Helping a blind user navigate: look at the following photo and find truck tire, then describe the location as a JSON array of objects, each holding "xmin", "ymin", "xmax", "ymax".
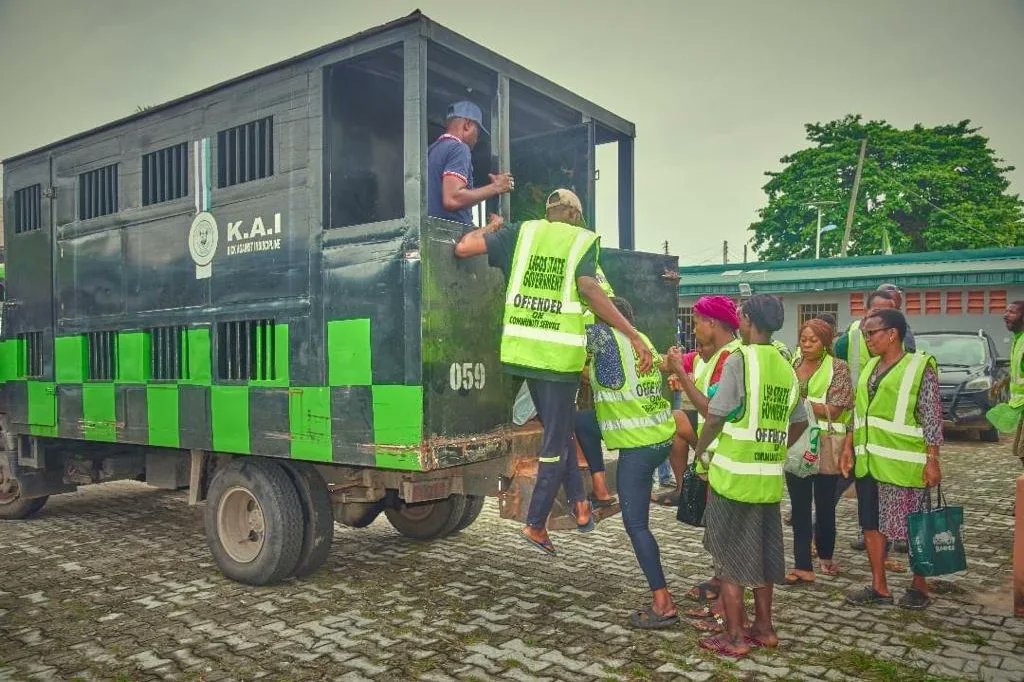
[
  {"xmin": 279, "ymin": 461, "xmax": 335, "ymax": 578},
  {"xmin": 204, "ymin": 458, "xmax": 304, "ymax": 585},
  {"xmin": 0, "ymin": 470, "xmax": 48, "ymax": 520},
  {"xmin": 980, "ymin": 427, "xmax": 1000, "ymax": 443},
  {"xmin": 451, "ymin": 495, "xmax": 485, "ymax": 533},
  {"xmin": 385, "ymin": 494, "xmax": 468, "ymax": 541}
]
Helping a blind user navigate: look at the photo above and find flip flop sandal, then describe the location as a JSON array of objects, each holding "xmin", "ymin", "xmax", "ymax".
[
  {"xmin": 784, "ymin": 572, "xmax": 815, "ymax": 585},
  {"xmin": 628, "ymin": 607, "xmax": 679, "ymax": 630},
  {"xmin": 590, "ymin": 495, "xmax": 617, "ymax": 508},
  {"xmin": 898, "ymin": 588, "xmax": 931, "ymax": 610},
  {"xmin": 691, "ymin": 614, "xmax": 725, "ymax": 633},
  {"xmin": 520, "ymin": 530, "xmax": 556, "ymax": 556},
  {"xmin": 684, "ymin": 580, "xmax": 720, "ymax": 602},
  {"xmin": 743, "ymin": 635, "xmax": 778, "ymax": 649},
  {"xmin": 844, "ymin": 586, "xmax": 894, "ymax": 606},
  {"xmin": 698, "ymin": 635, "xmax": 748, "ymax": 659},
  {"xmin": 685, "ymin": 605, "xmax": 716, "ymax": 619},
  {"xmin": 570, "ymin": 500, "xmax": 595, "ymax": 533},
  {"xmin": 819, "ymin": 561, "xmax": 840, "ymax": 577}
]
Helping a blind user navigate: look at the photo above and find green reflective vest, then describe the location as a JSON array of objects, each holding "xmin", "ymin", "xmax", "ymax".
[
  {"xmin": 847, "ymin": 319, "xmax": 871, "ymax": 389},
  {"xmin": 592, "ymin": 329, "xmax": 675, "ymax": 450},
  {"xmin": 853, "ymin": 352, "xmax": 935, "ymax": 488},
  {"xmin": 772, "ymin": 339, "xmax": 793, "ymax": 362},
  {"xmin": 800, "ymin": 354, "xmax": 850, "ymax": 433},
  {"xmin": 708, "ymin": 344, "xmax": 800, "ymax": 504},
  {"xmin": 696, "ymin": 338, "xmax": 742, "ymax": 448},
  {"xmin": 1011, "ymin": 332, "xmax": 1024, "ymax": 408},
  {"xmin": 582, "ymin": 264, "xmax": 615, "ymax": 328},
  {"xmin": 501, "ymin": 220, "xmax": 598, "ymax": 374}
]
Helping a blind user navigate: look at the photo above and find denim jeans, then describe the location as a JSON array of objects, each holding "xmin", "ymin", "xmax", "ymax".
[{"xmin": 618, "ymin": 440, "xmax": 672, "ymax": 591}]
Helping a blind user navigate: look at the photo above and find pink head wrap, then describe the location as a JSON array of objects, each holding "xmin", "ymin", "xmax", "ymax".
[{"xmin": 693, "ymin": 295, "xmax": 740, "ymax": 331}]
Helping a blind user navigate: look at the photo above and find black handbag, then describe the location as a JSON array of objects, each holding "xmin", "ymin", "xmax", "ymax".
[{"xmin": 676, "ymin": 463, "xmax": 707, "ymax": 527}]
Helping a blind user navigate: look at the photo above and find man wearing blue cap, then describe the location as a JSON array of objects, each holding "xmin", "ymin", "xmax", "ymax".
[{"xmin": 428, "ymin": 100, "xmax": 514, "ymax": 226}]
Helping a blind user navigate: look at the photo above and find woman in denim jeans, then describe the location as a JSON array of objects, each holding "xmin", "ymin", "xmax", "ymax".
[{"xmin": 588, "ymin": 297, "xmax": 678, "ymax": 629}]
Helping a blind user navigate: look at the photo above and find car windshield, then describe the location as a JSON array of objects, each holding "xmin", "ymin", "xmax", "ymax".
[{"xmin": 915, "ymin": 335, "xmax": 988, "ymax": 366}]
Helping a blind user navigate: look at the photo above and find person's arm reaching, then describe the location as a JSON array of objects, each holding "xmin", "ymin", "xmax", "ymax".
[
  {"xmin": 454, "ymin": 214, "xmax": 504, "ymax": 258},
  {"xmin": 442, "ymin": 173, "xmax": 512, "ymax": 213},
  {"xmin": 577, "ymin": 276, "xmax": 652, "ymax": 373}
]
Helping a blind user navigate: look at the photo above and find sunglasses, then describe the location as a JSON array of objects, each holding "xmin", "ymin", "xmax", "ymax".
[{"xmin": 863, "ymin": 327, "xmax": 893, "ymax": 338}]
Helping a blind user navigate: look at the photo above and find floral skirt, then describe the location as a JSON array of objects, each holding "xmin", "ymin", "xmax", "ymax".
[{"xmin": 877, "ymin": 482, "xmax": 925, "ymax": 541}]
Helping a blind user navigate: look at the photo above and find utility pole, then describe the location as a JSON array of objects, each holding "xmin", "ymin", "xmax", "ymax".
[
  {"xmin": 840, "ymin": 137, "xmax": 868, "ymax": 257},
  {"xmin": 743, "ymin": 244, "xmax": 748, "ymax": 263},
  {"xmin": 722, "ymin": 240, "xmax": 729, "ymax": 264},
  {"xmin": 663, "ymin": 240, "xmax": 669, "ymax": 255},
  {"xmin": 808, "ymin": 199, "xmax": 838, "ymax": 259}
]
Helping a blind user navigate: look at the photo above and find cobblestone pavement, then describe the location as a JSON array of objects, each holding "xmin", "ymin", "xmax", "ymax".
[{"xmin": 2, "ymin": 437, "xmax": 1023, "ymax": 681}]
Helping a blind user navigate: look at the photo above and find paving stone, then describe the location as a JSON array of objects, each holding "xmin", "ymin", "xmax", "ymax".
[{"xmin": 0, "ymin": 440, "xmax": 1016, "ymax": 681}]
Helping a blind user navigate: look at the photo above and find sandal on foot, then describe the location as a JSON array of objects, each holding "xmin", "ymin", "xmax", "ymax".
[
  {"xmin": 784, "ymin": 571, "xmax": 815, "ymax": 585},
  {"xmin": 699, "ymin": 635, "xmax": 748, "ymax": 659},
  {"xmin": 691, "ymin": 614, "xmax": 725, "ymax": 633},
  {"xmin": 898, "ymin": 588, "xmax": 931, "ymax": 610},
  {"xmin": 685, "ymin": 604, "xmax": 716, "ymax": 619},
  {"xmin": 652, "ymin": 489, "xmax": 680, "ymax": 506},
  {"xmin": 845, "ymin": 586, "xmax": 893, "ymax": 606},
  {"xmin": 628, "ymin": 607, "xmax": 679, "ymax": 630},
  {"xmin": 590, "ymin": 495, "xmax": 617, "ymax": 508},
  {"xmin": 570, "ymin": 500, "xmax": 595, "ymax": 533},
  {"xmin": 684, "ymin": 580, "xmax": 720, "ymax": 602},
  {"xmin": 744, "ymin": 634, "xmax": 779, "ymax": 649},
  {"xmin": 520, "ymin": 530, "xmax": 556, "ymax": 556},
  {"xmin": 819, "ymin": 561, "xmax": 840, "ymax": 577}
]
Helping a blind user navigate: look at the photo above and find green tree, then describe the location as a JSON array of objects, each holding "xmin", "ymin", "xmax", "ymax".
[{"xmin": 749, "ymin": 115, "xmax": 1024, "ymax": 260}]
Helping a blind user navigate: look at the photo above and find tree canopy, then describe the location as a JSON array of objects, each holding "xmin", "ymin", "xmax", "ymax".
[{"xmin": 749, "ymin": 115, "xmax": 1024, "ymax": 260}]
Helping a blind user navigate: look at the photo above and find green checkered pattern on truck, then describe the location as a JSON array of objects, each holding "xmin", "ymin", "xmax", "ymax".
[{"xmin": 0, "ymin": 319, "xmax": 424, "ymax": 471}]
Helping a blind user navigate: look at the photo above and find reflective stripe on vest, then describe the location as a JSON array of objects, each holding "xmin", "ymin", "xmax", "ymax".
[
  {"xmin": 693, "ymin": 338, "xmax": 741, "ymax": 473},
  {"xmin": 853, "ymin": 352, "xmax": 934, "ymax": 488},
  {"xmin": 592, "ymin": 329, "xmax": 676, "ymax": 449},
  {"xmin": 708, "ymin": 344, "xmax": 800, "ymax": 504},
  {"xmin": 501, "ymin": 220, "xmax": 598, "ymax": 373},
  {"xmin": 848, "ymin": 319, "xmax": 869, "ymax": 389},
  {"xmin": 582, "ymin": 264, "xmax": 615, "ymax": 328},
  {"xmin": 802, "ymin": 354, "xmax": 849, "ymax": 433}
]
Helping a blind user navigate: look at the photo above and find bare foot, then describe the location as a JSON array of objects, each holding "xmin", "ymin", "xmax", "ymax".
[{"xmin": 573, "ymin": 499, "xmax": 592, "ymax": 526}]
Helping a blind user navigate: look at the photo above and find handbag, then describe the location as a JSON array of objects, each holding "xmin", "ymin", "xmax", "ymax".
[
  {"xmin": 907, "ymin": 485, "xmax": 967, "ymax": 577},
  {"xmin": 784, "ymin": 399, "xmax": 820, "ymax": 478},
  {"xmin": 676, "ymin": 463, "xmax": 707, "ymax": 527},
  {"xmin": 817, "ymin": 418, "xmax": 845, "ymax": 476}
]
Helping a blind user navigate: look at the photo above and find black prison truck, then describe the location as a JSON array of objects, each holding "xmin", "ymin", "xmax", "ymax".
[{"xmin": 0, "ymin": 12, "xmax": 678, "ymax": 585}]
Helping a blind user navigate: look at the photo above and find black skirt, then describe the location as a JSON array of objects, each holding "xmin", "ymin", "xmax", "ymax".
[{"xmin": 703, "ymin": 489, "xmax": 786, "ymax": 587}]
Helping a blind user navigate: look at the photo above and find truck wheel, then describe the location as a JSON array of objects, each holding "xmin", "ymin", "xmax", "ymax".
[
  {"xmin": 204, "ymin": 458, "xmax": 303, "ymax": 585},
  {"xmin": 384, "ymin": 494, "xmax": 468, "ymax": 540},
  {"xmin": 0, "ymin": 470, "xmax": 48, "ymax": 520},
  {"xmin": 279, "ymin": 461, "xmax": 335, "ymax": 578},
  {"xmin": 451, "ymin": 495, "xmax": 485, "ymax": 533},
  {"xmin": 980, "ymin": 428, "xmax": 1000, "ymax": 443}
]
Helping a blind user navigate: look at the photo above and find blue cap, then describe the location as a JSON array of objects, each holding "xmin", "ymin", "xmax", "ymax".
[{"xmin": 446, "ymin": 101, "xmax": 490, "ymax": 136}]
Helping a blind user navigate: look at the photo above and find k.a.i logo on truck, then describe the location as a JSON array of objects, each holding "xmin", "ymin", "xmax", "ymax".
[{"xmin": 187, "ymin": 211, "xmax": 285, "ymax": 279}]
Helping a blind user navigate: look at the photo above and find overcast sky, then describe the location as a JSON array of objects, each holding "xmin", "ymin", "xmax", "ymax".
[{"xmin": 1, "ymin": 0, "xmax": 1021, "ymax": 262}]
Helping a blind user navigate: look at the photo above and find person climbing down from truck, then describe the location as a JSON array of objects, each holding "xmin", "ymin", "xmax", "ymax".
[
  {"xmin": 584, "ymin": 295, "xmax": 679, "ymax": 628},
  {"xmin": 428, "ymin": 100, "xmax": 514, "ymax": 226},
  {"xmin": 454, "ymin": 188, "xmax": 652, "ymax": 556}
]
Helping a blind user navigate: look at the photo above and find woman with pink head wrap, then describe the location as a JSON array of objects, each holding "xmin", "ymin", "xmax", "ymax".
[{"xmin": 692, "ymin": 295, "xmax": 741, "ymax": 334}]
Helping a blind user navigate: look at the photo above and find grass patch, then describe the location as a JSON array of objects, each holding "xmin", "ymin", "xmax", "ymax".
[
  {"xmin": 798, "ymin": 648, "xmax": 957, "ymax": 682},
  {"xmin": 951, "ymin": 627, "xmax": 988, "ymax": 647},
  {"xmin": 624, "ymin": 664, "xmax": 652, "ymax": 680},
  {"xmin": 502, "ymin": 658, "xmax": 527, "ymax": 672},
  {"xmin": 903, "ymin": 632, "xmax": 941, "ymax": 651}
]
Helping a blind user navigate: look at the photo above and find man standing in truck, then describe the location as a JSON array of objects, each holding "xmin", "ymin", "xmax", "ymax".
[
  {"xmin": 455, "ymin": 189, "xmax": 651, "ymax": 555},
  {"xmin": 428, "ymin": 101, "xmax": 514, "ymax": 226}
]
